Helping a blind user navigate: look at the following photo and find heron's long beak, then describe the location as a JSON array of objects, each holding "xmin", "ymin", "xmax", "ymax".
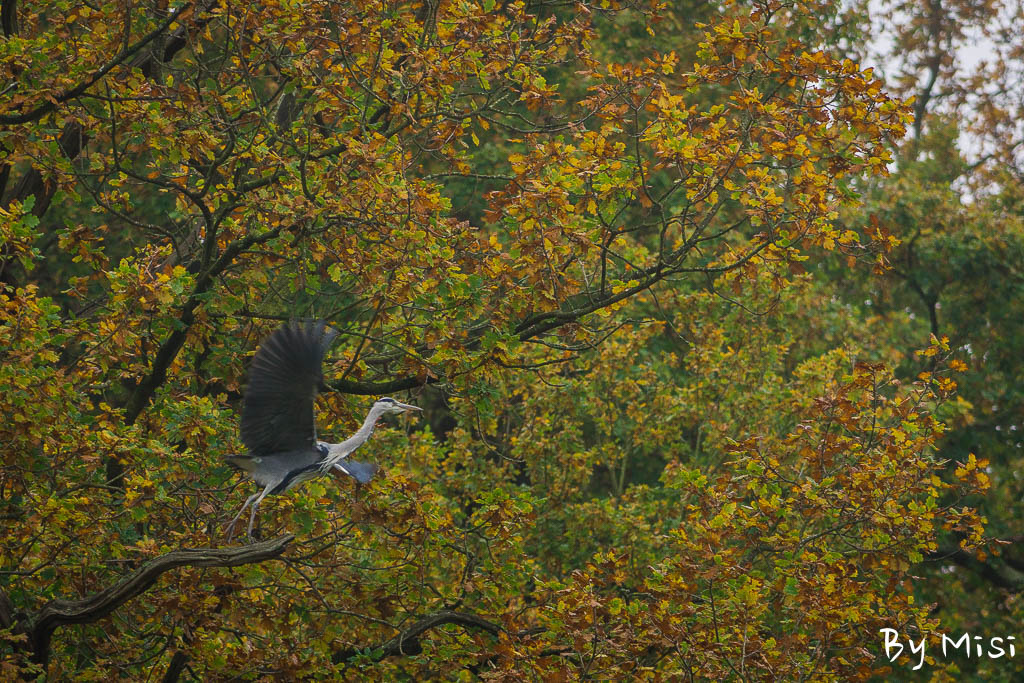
[{"xmin": 396, "ymin": 402, "xmax": 423, "ymax": 412}]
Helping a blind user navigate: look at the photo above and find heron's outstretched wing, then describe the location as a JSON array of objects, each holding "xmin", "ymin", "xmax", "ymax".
[{"xmin": 240, "ymin": 321, "xmax": 339, "ymax": 456}]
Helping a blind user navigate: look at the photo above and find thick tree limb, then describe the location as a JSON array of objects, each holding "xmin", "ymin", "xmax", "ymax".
[
  {"xmin": 332, "ymin": 610, "xmax": 503, "ymax": 663},
  {"xmin": 0, "ymin": 123, "xmax": 85, "ymax": 284},
  {"xmin": 1, "ymin": 0, "xmax": 15, "ymax": 38},
  {"xmin": 328, "ymin": 375, "xmax": 436, "ymax": 396},
  {"xmin": 123, "ymin": 225, "xmax": 286, "ymax": 426},
  {"xmin": 999, "ymin": 536, "xmax": 1024, "ymax": 573},
  {"xmin": 0, "ymin": 588, "xmax": 15, "ymax": 629},
  {"xmin": 0, "ymin": 162, "xmax": 9, "ymax": 203},
  {"xmin": 26, "ymin": 534, "xmax": 294, "ymax": 667},
  {"xmin": 160, "ymin": 649, "xmax": 190, "ymax": 683},
  {"xmin": 926, "ymin": 546, "xmax": 1024, "ymax": 593},
  {"xmin": 3, "ymin": 122, "xmax": 87, "ymax": 211},
  {"xmin": 105, "ymin": 224, "xmax": 286, "ymax": 490},
  {"xmin": 133, "ymin": 0, "xmax": 219, "ymax": 78}
]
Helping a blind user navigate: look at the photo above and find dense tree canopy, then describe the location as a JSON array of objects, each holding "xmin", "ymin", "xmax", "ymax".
[{"xmin": 0, "ymin": 0, "xmax": 1015, "ymax": 679}]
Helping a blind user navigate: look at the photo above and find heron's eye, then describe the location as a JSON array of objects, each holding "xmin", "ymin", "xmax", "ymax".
[{"xmin": 253, "ymin": 457, "xmax": 262, "ymax": 463}]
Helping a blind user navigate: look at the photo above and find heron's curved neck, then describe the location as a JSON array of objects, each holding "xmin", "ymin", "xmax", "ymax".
[{"xmin": 327, "ymin": 408, "xmax": 379, "ymax": 460}]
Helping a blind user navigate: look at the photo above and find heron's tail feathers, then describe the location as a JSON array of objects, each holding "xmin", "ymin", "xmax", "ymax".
[
  {"xmin": 333, "ymin": 459, "xmax": 378, "ymax": 484},
  {"xmin": 224, "ymin": 454, "xmax": 260, "ymax": 474}
]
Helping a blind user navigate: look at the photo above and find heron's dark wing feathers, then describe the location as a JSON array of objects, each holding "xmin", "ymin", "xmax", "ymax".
[{"xmin": 240, "ymin": 321, "xmax": 339, "ymax": 456}]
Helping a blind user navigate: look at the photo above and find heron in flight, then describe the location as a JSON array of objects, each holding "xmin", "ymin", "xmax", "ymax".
[{"xmin": 225, "ymin": 321, "xmax": 421, "ymax": 540}]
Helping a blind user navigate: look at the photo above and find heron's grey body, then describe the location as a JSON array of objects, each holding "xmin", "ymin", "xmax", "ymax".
[{"xmin": 225, "ymin": 321, "xmax": 421, "ymax": 540}]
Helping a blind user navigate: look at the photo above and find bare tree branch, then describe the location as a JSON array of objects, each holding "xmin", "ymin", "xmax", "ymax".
[{"xmin": 332, "ymin": 610, "xmax": 503, "ymax": 663}]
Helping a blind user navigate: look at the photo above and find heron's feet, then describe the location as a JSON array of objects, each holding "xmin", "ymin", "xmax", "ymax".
[
  {"xmin": 225, "ymin": 522, "xmax": 260, "ymax": 543},
  {"xmin": 225, "ymin": 514, "xmax": 261, "ymax": 543}
]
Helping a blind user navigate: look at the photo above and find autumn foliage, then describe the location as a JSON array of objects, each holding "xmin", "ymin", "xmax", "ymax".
[{"xmin": 0, "ymin": 0, "xmax": 1010, "ymax": 679}]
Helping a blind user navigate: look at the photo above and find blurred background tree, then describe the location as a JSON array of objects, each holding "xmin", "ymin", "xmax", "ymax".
[{"xmin": 828, "ymin": 0, "xmax": 1024, "ymax": 677}]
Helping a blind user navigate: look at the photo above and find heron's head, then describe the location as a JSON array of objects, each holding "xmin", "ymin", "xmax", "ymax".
[{"xmin": 374, "ymin": 397, "xmax": 423, "ymax": 415}]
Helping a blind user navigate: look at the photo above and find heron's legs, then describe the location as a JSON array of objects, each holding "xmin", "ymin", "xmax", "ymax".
[
  {"xmin": 226, "ymin": 483, "xmax": 273, "ymax": 542},
  {"xmin": 246, "ymin": 484, "xmax": 274, "ymax": 540},
  {"xmin": 226, "ymin": 491, "xmax": 261, "ymax": 541}
]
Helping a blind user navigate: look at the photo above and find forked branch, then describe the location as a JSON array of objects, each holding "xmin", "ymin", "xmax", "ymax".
[{"xmin": 23, "ymin": 534, "xmax": 294, "ymax": 667}]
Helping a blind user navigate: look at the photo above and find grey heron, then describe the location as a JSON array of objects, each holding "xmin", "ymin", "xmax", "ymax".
[{"xmin": 225, "ymin": 320, "xmax": 421, "ymax": 540}]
